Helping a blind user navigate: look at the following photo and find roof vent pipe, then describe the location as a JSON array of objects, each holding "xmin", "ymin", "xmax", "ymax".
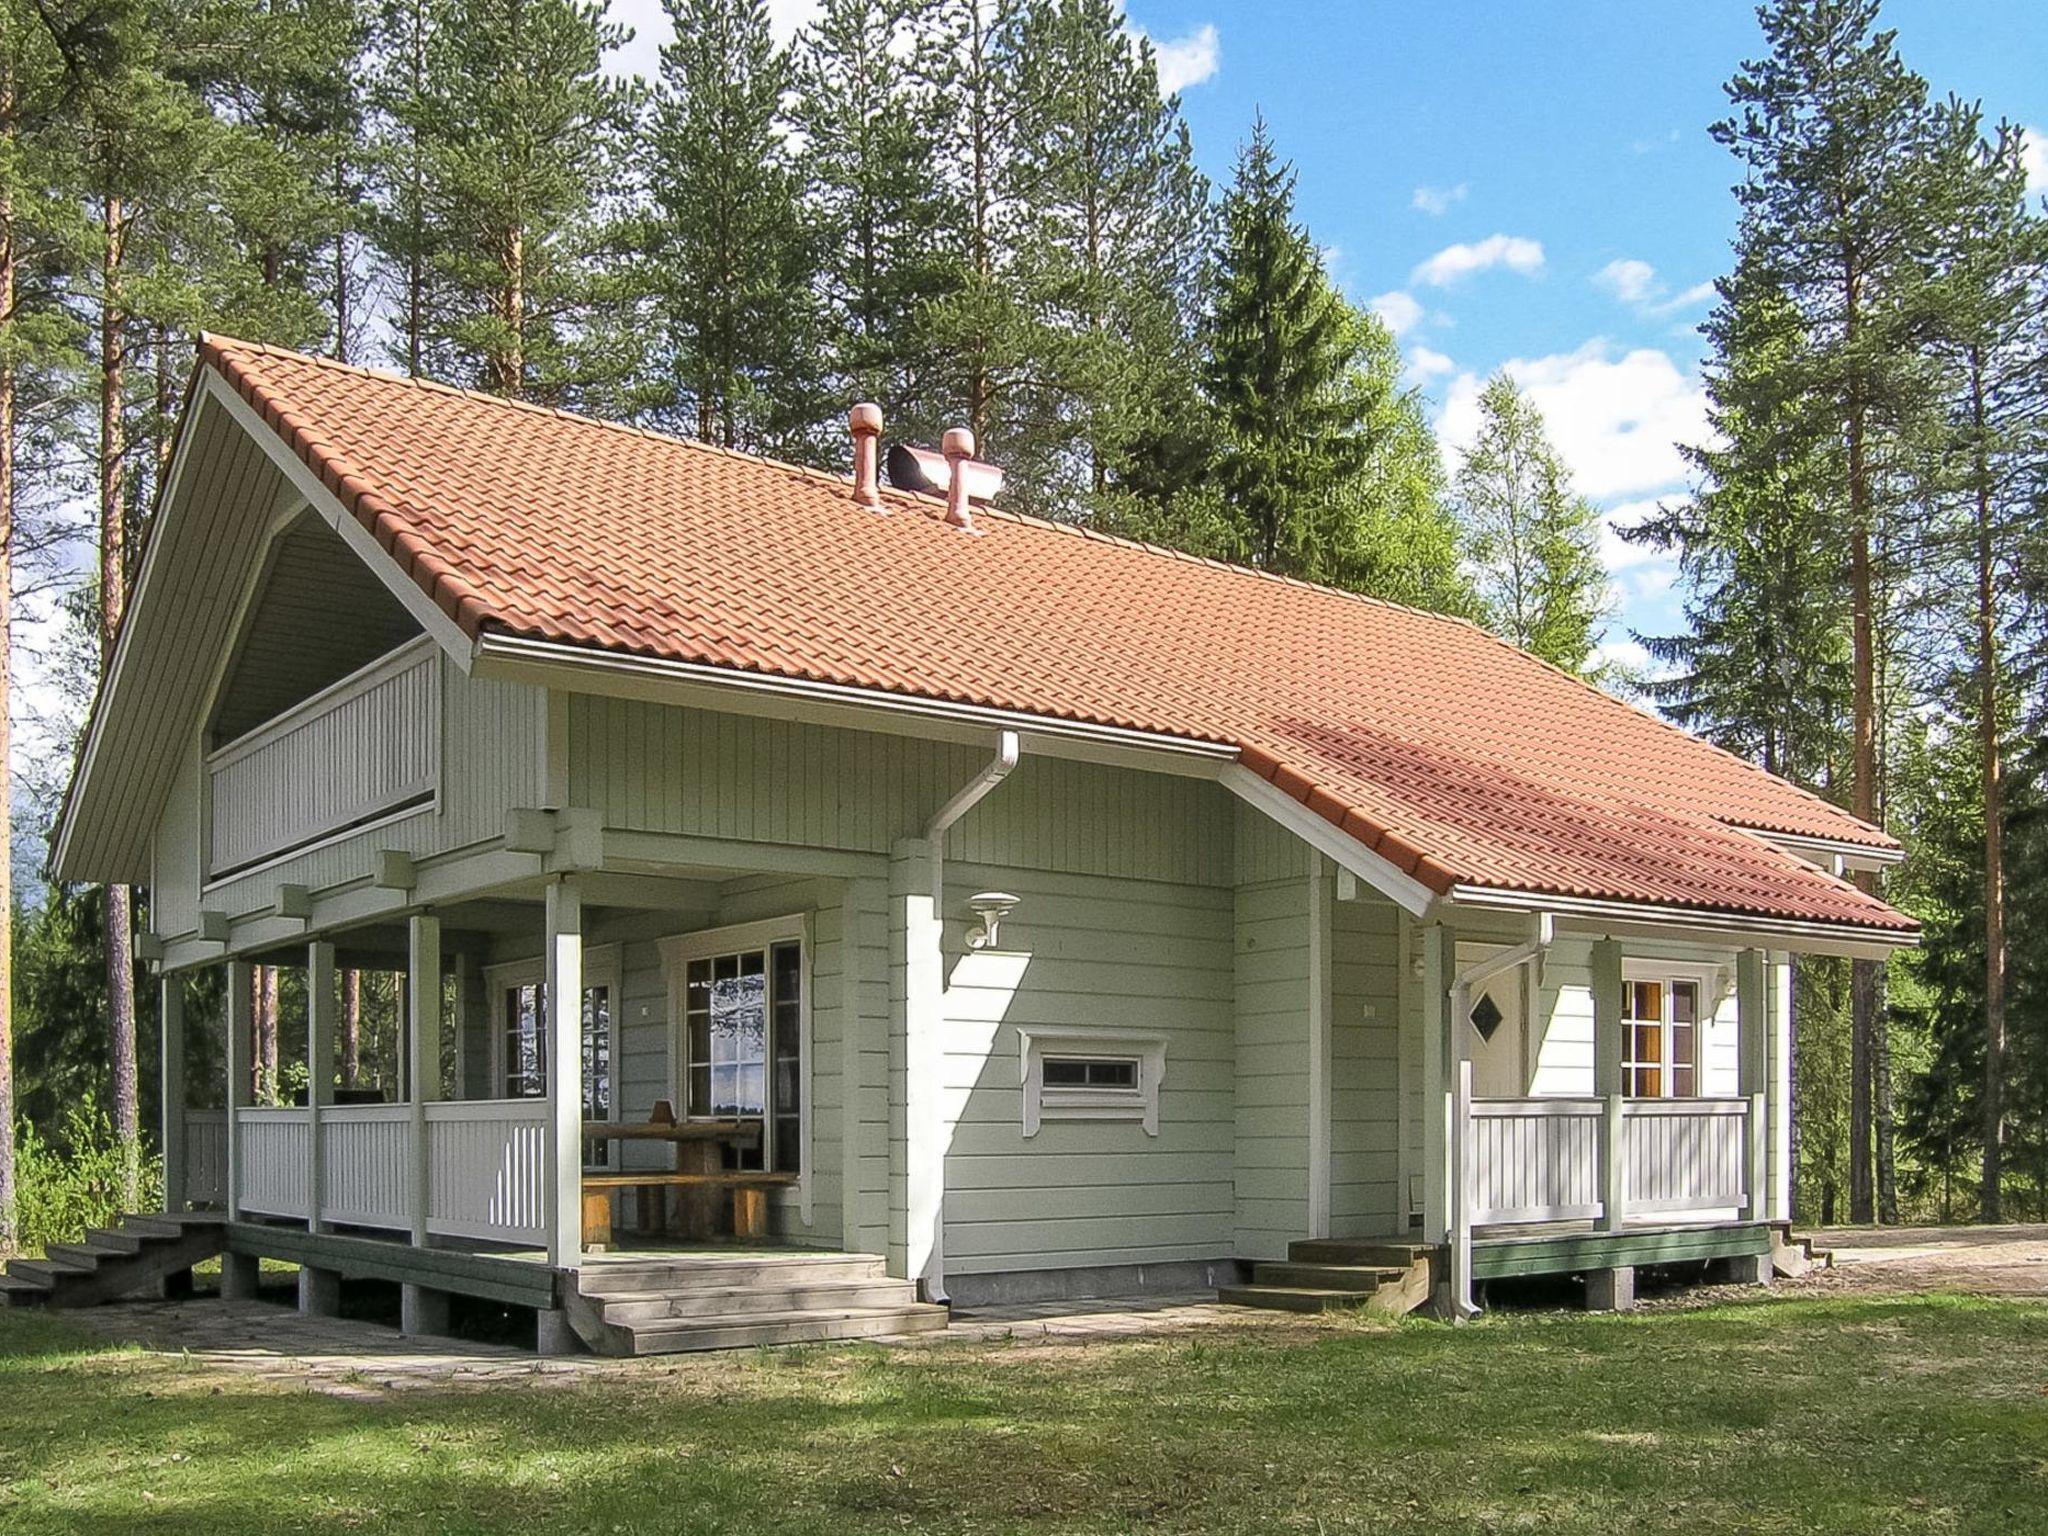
[
  {"xmin": 849, "ymin": 403, "xmax": 884, "ymax": 512},
  {"xmin": 941, "ymin": 426, "xmax": 977, "ymax": 531}
]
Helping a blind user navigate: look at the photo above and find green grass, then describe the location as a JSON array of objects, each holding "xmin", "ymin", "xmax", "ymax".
[{"xmin": 0, "ymin": 1295, "xmax": 2043, "ymax": 1533}]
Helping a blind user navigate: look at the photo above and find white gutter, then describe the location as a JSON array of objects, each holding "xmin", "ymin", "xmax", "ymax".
[
  {"xmin": 925, "ymin": 729, "xmax": 1021, "ymax": 909},
  {"xmin": 1750, "ymin": 826, "xmax": 1903, "ymax": 873},
  {"xmin": 1446, "ymin": 884, "xmax": 1918, "ymax": 958}
]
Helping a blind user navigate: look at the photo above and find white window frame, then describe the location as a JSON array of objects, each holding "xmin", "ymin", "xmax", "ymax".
[
  {"xmin": 658, "ymin": 915, "xmax": 813, "ymax": 1226},
  {"xmin": 484, "ymin": 946, "xmax": 622, "ymax": 1165},
  {"xmin": 1018, "ymin": 1024, "xmax": 1166, "ymax": 1137},
  {"xmin": 1619, "ymin": 960, "xmax": 1721, "ymax": 1101}
]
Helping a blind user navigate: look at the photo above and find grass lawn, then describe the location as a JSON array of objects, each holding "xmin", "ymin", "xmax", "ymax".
[{"xmin": 0, "ymin": 1293, "xmax": 2043, "ymax": 1533}]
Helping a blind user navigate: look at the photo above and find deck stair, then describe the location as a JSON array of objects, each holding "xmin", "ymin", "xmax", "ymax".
[
  {"xmin": 0, "ymin": 1212, "xmax": 225, "ymax": 1308},
  {"xmin": 1769, "ymin": 1224, "xmax": 1835, "ymax": 1278},
  {"xmin": 1218, "ymin": 1239, "xmax": 1438, "ymax": 1317},
  {"xmin": 562, "ymin": 1250, "xmax": 948, "ymax": 1355}
]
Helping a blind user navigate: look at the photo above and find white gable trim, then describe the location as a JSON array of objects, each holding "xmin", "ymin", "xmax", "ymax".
[{"xmin": 1217, "ymin": 764, "xmax": 1439, "ymax": 917}]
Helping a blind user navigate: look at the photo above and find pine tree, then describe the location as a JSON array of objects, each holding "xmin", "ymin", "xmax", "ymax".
[
  {"xmin": 1716, "ymin": 0, "xmax": 1953, "ymax": 1223},
  {"xmin": 790, "ymin": 0, "xmax": 956, "ymax": 436},
  {"xmin": 1455, "ymin": 374, "xmax": 1607, "ymax": 673},
  {"xmin": 1201, "ymin": 118, "xmax": 1372, "ymax": 574},
  {"xmin": 641, "ymin": 0, "xmax": 815, "ymax": 450}
]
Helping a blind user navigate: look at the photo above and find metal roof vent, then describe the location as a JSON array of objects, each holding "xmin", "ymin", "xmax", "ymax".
[{"xmin": 886, "ymin": 430, "xmax": 1004, "ymax": 532}]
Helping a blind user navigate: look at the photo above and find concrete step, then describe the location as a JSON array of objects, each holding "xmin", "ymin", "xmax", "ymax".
[
  {"xmin": 597, "ymin": 1279, "xmax": 922, "ymax": 1324},
  {"xmin": 576, "ymin": 1254, "xmax": 887, "ymax": 1297},
  {"xmin": 1287, "ymin": 1239, "xmax": 1437, "ymax": 1268},
  {"xmin": 1252, "ymin": 1262, "xmax": 1404, "ymax": 1293},
  {"xmin": 620, "ymin": 1302, "xmax": 949, "ymax": 1355},
  {"xmin": 1217, "ymin": 1284, "xmax": 1381, "ymax": 1314}
]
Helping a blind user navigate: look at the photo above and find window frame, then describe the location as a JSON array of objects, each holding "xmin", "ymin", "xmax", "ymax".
[
  {"xmin": 1018, "ymin": 1025, "xmax": 1166, "ymax": 1137},
  {"xmin": 658, "ymin": 915, "xmax": 812, "ymax": 1225},
  {"xmin": 483, "ymin": 945, "xmax": 622, "ymax": 1170},
  {"xmin": 1619, "ymin": 962, "xmax": 1716, "ymax": 1100}
]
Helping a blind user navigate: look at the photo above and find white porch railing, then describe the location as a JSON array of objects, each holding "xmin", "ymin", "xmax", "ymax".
[
  {"xmin": 185, "ymin": 1109, "xmax": 229, "ymax": 1208},
  {"xmin": 1469, "ymin": 1096, "xmax": 1751, "ymax": 1228},
  {"xmin": 206, "ymin": 638, "xmax": 439, "ymax": 876},
  {"xmin": 232, "ymin": 1098, "xmax": 548, "ymax": 1246}
]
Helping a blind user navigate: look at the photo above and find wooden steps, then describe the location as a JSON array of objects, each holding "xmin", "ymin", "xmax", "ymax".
[
  {"xmin": 1769, "ymin": 1224, "xmax": 1835, "ymax": 1278},
  {"xmin": 563, "ymin": 1251, "xmax": 947, "ymax": 1355},
  {"xmin": 1218, "ymin": 1239, "xmax": 1438, "ymax": 1318},
  {"xmin": 0, "ymin": 1212, "xmax": 225, "ymax": 1308}
]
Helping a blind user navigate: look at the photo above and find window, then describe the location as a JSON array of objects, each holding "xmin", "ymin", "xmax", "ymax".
[
  {"xmin": 1620, "ymin": 975, "xmax": 1701, "ymax": 1099},
  {"xmin": 485, "ymin": 949, "xmax": 619, "ymax": 1169},
  {"xmin": 663, "ymin": 921, "xmax": 807, "ymax": 1179},
  {"xmin": 1019, "ymin": 1027, "xmax": 1166, "ymax": 1137}
]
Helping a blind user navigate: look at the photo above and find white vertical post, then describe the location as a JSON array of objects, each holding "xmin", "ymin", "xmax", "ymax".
[
  {"xmin": 161, "ymin": 971, "xmax": 187, "ymax": 1213},
  {"xmin": 1592, "ymin": 938, "xmax": 1625, "ymax": 1232},
  {"xmin": 306, "ymin": 941, "xmax": 336, "ymax": 1233},
  {"xmin": 1419, "ymin": 923, "xmax": 1456, "ymax": 1245},
  {"xmin": 1306, "ymin": 856, "xmax": 1332, "ymax": 1241},
  {"xmin": 1736, "ymin": 947, "xmax": 1768, "ymax": 1222},
  {"xmin": 1449, "ymin": 1000, "xmax": 1474, "ymax": 1314},
  {"xmin": 408, "ymin": 913, "xmax": 443, "ymax": 1245},
  {"xmin": 893, "ymin": 838, "xmax": 946, "ymax": 1300},
  {"xmin": 545, "ymin": 878, "xmax": 585, "ymax": 1268},
  {"xmin": 225, "ymin": 959, "xmax": 253, "ymax": 1221}
]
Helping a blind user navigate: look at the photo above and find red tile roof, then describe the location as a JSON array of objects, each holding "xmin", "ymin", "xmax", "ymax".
[{"xmin": 199, "ymin": 337, "xmax": 1914, "ymax": 936}]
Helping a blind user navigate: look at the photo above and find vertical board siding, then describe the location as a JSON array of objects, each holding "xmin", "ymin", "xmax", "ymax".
[
  {"xmin": 235, "ymin": 1108, "xmax": 311, "ymax": 1218},
  {"xmin": 208, "ymin": 643, "xmax": 439, "ymax": 875},
  {"xmin": 185, "ymin": 1110, "xmax": 228, "ymax": 1208},
  {"xmin": 940, "ymin": 862, "xmax": 1236, "ymax": 1274},
  {"xmin": 1329, "ymin": 895, "xmax": 1404, "ymax": 1237},
  {"xmin": 565, "ymin": 698, "xmax": 1234, "ymax": 887},
  {"xmin": 425, "ymin": 1100, "xmax": 548, "ymax": 1244},
  {"xmin": 1234, "ymin": 873, "xmax": 1310, "ymax": 1259},
  {"xmin": 319, "ymin": 1105, "xmax": 414, "ymax": 1229},
  {"xmin": 1530, "ymin": 938, "xmax": 1745, "ymax": 1098}
]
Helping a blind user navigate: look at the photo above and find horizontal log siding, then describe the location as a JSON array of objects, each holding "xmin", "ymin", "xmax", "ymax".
[
  {"xmin": 1234, "ymin": 873, "xmax": 1309, "ymax": 1259},
  {"xmin": 938, "ymin": 861, "xmax": 1236, "ymax": 1275},
  {"xmin": 564, "ymin": 697, "xmax": 1234, "ymax": 886},
  {"xmin": 1329, "ymin": 894, "xmax": 1403, "ymax": 1237}
]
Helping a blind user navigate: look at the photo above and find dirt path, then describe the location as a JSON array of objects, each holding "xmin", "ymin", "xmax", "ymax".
[{"xmin": 1789, "ymin": 1222, "xmax": 2048, "ymax": 1299}]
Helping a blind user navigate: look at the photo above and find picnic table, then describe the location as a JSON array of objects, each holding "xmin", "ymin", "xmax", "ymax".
[{"xmin": 578, "ymin": 1104, "xmax": 792, "ymax": 1246}]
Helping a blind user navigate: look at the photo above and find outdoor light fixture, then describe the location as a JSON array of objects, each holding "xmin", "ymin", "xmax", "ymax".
[{"xmin": 965, "ymin": 891, "xmax": 1020, "ymax": 950}]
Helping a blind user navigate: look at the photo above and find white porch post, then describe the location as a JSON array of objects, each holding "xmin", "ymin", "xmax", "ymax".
[
  {"xmin": 306, "ymin": 941, "xmax": 336, "ymax": 1233},
  {"xmin": 225, "ymin": 959, "xmax": 253, "ymax": 1221},
  {"xmin": 1592, "ymin": 938, "xmax": 1626, "ymax": 1232},
  {"xmin": 1419, "ymin": 923, "xmax": 1456, "ymax": 1246},
  {"xmin": 1736, "ymin": 947, "xmax": 1769, "ymax": 1222},
  {"xmin": 545, "ymin": 877, "xmax": 585, "ymax": 1269},
  {"xmin": 1306, "ymin": 856, "xmax": 1333, "ymax": 1241},
  {"xmin": 408, "ymin": 913, "xmax": 443, "ymax": 1245},
  {"xmin": 892, "ymin": 837, "xmax": 946, "ymax": 1300},
  {"xmin": 160, "ymin": 971, "xmax": 186, "ymax": 1213}
]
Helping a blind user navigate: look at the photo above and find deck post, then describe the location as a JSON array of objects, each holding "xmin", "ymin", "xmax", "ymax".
[
  {"xmin": 307, "ymin": 940, "xmax": 337, "ymax": 1234},
  {"xmin": 891, "ymin": 838, "xmax": 946, "ymax": 1300},
  {"xmin": 545, "ymin": 877, "xmax": 585, "ymax": 1269},
  {"xmin": 1736, "ymin": 948, "xmax": 1768, "ymax": 1223},
  {"xmin": 1419, "ymin": 923, "xmax": 1456, "ymax": 1248},
  {"xmin": 161, "ymin": 971, "xmax": 186, "ymax": 1213},
  {"xmin": 1306, "ymin": 856, "xmax": 1332, "ymax": 1241},
  {"xmin": 408, "ymin": 913, "xmax": 443, "ymax": 1246},
  {"xmin": 225, "ymin": 959, "xmax": 253, "ymax": 1221},
  {"xmin": 1592, "ymin": 939, "xmax": 1625, "ymax": 1233}
]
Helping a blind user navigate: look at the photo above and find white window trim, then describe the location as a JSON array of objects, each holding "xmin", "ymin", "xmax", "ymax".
[
  {"xmin": 483, "ymin": 945, "xmax": 622, "ymax": 1123},
  {"xmin": 1619, "ymin": 959, "xmax": 1720, "ymax": 1101},
  {"xmin": 658, "ymin": 914, "xmax": 813, "ymax": 1227},
  {"xmin": 1018, "ymin": 1024, "xmax": 1166, "ymax": 1137}
]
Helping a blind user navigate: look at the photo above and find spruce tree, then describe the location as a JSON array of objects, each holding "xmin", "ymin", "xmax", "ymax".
[
  {"xmin": 642, "ymin": 0, "xmax": 815, "ymax": 451},
  {"xmin": 1454, "ymin": 374, "xmax": 1607, "ymax": 673}
]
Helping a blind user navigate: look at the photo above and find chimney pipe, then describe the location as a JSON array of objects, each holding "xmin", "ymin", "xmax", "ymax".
[
  {"xmin": 941, "ymin": 426, "xmax": 976, "ymax": 531},
  {"xmin": 849, "ymin": 402, "xmax": 884, "ymax": 512}
]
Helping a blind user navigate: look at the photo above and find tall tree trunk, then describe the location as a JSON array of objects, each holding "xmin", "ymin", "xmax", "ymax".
[
  {"xmin": 0, "ymin": 89, "xmax": 17, "ymax": 1252},
  {"xmin": 1786, "ymin": 958, "xmax": 1803, "ymax": 1223},
  {"xmin": 255, "ymin": 965, "xmax": 278, "ymax": 1103},
  {"xmin": 333, "ymin": 158, "xmax": 350, "ymax": 364},
  {"xmin": 1844, "ymin": 283, "xmax": 1880, "ymax": 1222},
  {"xmin": 341, "ymin": 969, "xmax": 360, "ymax": 1091},
  {"xmin": 99, "ymin": 194, "xmax": 139, "ymax": 1198},
  {"xmin": 1971, "ymin": 354, "xmax": 2006, "ymax": 1223}
]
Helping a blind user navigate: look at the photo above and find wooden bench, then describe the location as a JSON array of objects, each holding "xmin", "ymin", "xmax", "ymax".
[{"xmin": 581, "ymin": 1171, "xmax": 798, "ymax": 1248}]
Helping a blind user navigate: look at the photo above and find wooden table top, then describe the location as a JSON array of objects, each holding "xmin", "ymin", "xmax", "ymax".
[{"xmin": 582, "ymin": 1118, "xmax": 760, "ymax": 1144}]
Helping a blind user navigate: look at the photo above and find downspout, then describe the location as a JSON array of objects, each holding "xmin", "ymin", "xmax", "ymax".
[
  {"xmin": 909, "ymin": 728, "xmax": 1020, "ymax": 1305},
  {"xmin": 1446, "ymin": 912, "xmax": 1553, "ymax": 1320}
]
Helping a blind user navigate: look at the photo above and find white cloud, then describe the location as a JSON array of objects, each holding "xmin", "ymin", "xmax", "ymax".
[
  {"xmin": 1407, "ymin": 345, "xmax": 1455, "ymax": 383},
  {"xmin": 2023, "ymin": 125, "xmax": 2048, "ymax": 200},
  {"xmin": 1412, "ymin": 182, "xmax": 1468, "ymax": 216},
  {"xmin": 1370, "ymin": 290, "xmax": 1424, "ymax": 338},
  {"xmin": 1411, "ymin": 234, "xmax": 1545, "ymax": 288},
  {"xmin": 764, "ymin": 0, "xmax": 821, "ymax": 43},
  {"xmin": 1436, "ymin": 340, "xmax": 1712, "ymax": 502},
  {"xmin": 1593, "ymin": 258, "xmax": 1716, "ymax": 317},
  {"xmin": 1146, "ymin": 22, "xmax": 1221, "ymax": 94}
]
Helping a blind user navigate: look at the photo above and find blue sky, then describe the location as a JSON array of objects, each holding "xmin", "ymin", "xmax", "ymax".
[{"xmin": 605, "ymin": 0, "xmax": 2048, "ymax": 671}]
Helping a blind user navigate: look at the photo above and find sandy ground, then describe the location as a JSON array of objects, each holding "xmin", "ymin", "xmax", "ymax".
[{"xmin": 1790, "ymin": 1222, "xmax": 2048, "ymax": 1298}]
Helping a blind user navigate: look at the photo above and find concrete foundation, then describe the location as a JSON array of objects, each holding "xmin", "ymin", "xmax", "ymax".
[
  {"xmin": 944, "ymin": 1257, "xmax": 1247, "ymax": 1308},
  {"xmin": 220, "ymin": 1251, "xmax": 262, "ymax": 1302},
  {"xmin": 297, "ymin": 1265, "xmax": 343, "ymax": 1317},
  {"xmin": 1585, "ymin": 1265, "xmax": 1635, "ymax": 1313},
  {"xmin": 1707, "ymin": 1251, "xmax": 1772, "ymax": 1287},
  {"xmin": 535, "ymin": 1307, "xmax": 581, "ymax": 1357},
  {"xmin": 400, "ymin": 1282, "xmax": 451, "ymax": 1338}
]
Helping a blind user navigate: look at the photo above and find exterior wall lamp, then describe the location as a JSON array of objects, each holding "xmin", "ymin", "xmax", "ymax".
[{"xmin": 965, "ymin": 892, "xmax": 1020, "ymax": 951}]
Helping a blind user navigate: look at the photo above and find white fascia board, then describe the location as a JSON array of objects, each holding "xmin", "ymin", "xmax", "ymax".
[
  {"xmin": 200, "ymin": 369, "xmax": 476, "ymax": 670},
  {"xmin": 470, "ymin": 631, "xmax": 1238, "ymax": 780},
  {"xmin": 1218, "ymin": 764, "xmax": 1439, "ymax": 917},
  {"xmin": 1445, "ymin": 884, "xmax": 1918, "ymax": 962},
  {"xmin": 1747, "ymin": 825, "xmax": 1903, "ymax": 873}
]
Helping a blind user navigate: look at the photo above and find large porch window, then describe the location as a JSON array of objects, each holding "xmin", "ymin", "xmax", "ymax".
[
  {"xmin": 1620, "ymin": 976, "xmax": 1700, "ymax": 1098},
  {"xmin": 663, "ymin": 920, "xmax": 806, "ymax": 1176}
]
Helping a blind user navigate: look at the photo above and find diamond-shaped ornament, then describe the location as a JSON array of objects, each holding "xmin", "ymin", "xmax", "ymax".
[{"xmin": 1469, "ymin": 991, "xmax": 1504, "ymax": 1042}]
